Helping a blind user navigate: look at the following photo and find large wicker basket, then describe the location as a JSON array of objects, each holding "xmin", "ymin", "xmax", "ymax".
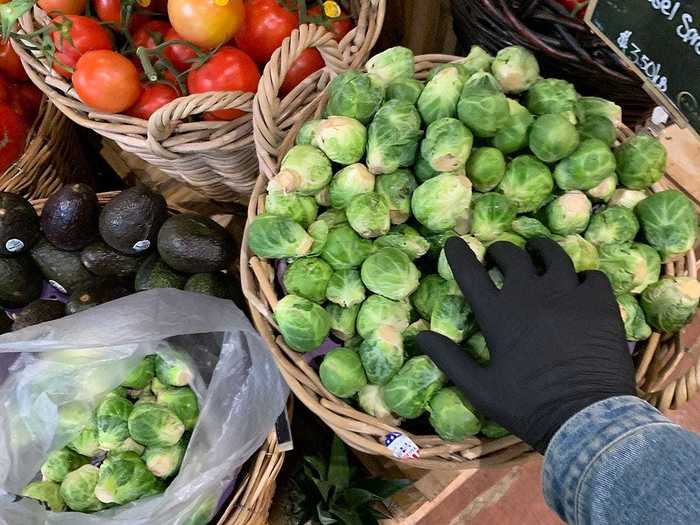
[
  {"xmin": 11, "ymin": 1, "xmax": 385, "ymax": 203},
  {"xmin": 242, "ymin": 48, "xmax": 700, "ymax": 469}
]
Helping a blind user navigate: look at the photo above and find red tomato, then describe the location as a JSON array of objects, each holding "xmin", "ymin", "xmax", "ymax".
[
  {"xmin": 555, "ymin": 0, "xmax": 588, "ymax": 19},
  {"xmin": 133, "ymin": 20, "xmax": 171, "ymax": 50},
  {"xmin": 93, "ymin": 0, "xmax": 150, "ymax": 30},
  {"xmin": 187, "ymin": 46, "xmax": 260, "ymax": 120},
  {"xmin": 235, "ymin": 0, "xmax": 299, "ymax": 65},
  {"xmin": 168, "ymin": 0, "xmax": 245, "ymax": 50},
  {"xmin": 38, "ymin": 0, "xmax": 87, "ymax": 15},
  {"xmin": 0, "ymin": 104, "xmax": 29, "ymax": 173},
  {"xmin": 51, "ymin": 15, "xmax": 112, "ymax": 77},
  {"xmin": 127, "ymin": 83, "xmax": 178, "ymax": 119},
  {"xmin": 0, "ymin": 41, "xmax": 28, "ymax": 82},
  {"xmin": 73, "ymin": 50, "xmax": 141, "ymax": 112},
  {"xmin": 164, "ymin": 28, "xmax": 198, "ymax": 72},
  {"xmin": 280, "ymin": 48, "xmax": 324, "ymax": 96},
  {"xmin": 308, "ymin": 4, "xmax": 353, "ymax": 42},
  {"xmin": 0, "ymin": 75, "xmax": 8, "ymax": 103},
  {"xmin": 149, "ymin": 0, "xmax": 169, "ymax": 14},
  {"xmin": 8, "ymin": 83, "xmax": 43, "ymax": 123}
]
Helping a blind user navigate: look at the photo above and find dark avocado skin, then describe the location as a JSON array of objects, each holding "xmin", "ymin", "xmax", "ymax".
[
  {"xmin": 99, "ymin": 185, "xmax": 168, "ymax": 255},
  {"xmin": 0, "ymin": 254, "xmax": 43, "ymax": 308},
  {"xmin": 0, "ymin": 192, "xmax": 40, "ymax": 257},
  {"xmin": 184, "ymin": 272, "xmax": 234, "ymax": 299},
  {"xmin": 41, "ymin": 184, "xmax": 99, "ymax": 251},
  {"xmin": 135, "ymin": 253, "xmax": 187, "ymax": 291},
  {"xmin": 66, "ymin": 279, "xmax": 133, "ymax": 315},
  {"xmin": 157, "ymin": 214, "xmax": 235, "ymax": 273},
  {"xmin": 30, "ymin": 237, "xmax": 94, "ymax": 294},
  {"xmin": 0, "ymin": 312, "xmax": 11, "ymax": 334},
  {"xmin": 81, "ymin": 241, "xmax": 142, "ymax": 278},
  {"xmin": 12, "ymin": 299, "xmax": 66, "ymax": 331}
]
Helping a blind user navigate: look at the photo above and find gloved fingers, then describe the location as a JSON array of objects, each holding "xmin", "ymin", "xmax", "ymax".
[
  {"xmin": 486, "ymin": 241, "xmax": 537, "ymax": 280},
  {"xmin": 526, "ymin": 237, "xmax": 578, "ymax": 291},
  {"xmin": 446, "ymin": 237, "xmax": 499, "ymax": 309},
  {"xmin": 579, "ymin": 269, "xmax": 615, "ymax": 294}
]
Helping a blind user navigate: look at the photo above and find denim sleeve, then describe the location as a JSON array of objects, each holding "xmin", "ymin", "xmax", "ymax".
[{"xmin": 542, "ymin": 395, "xmax": 700, "ymax": 525}]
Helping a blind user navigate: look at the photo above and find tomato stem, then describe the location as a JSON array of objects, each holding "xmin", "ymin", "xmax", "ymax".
[{"xmin": 0, "ymin": 0, "xmax": 35, "ymax": 42}]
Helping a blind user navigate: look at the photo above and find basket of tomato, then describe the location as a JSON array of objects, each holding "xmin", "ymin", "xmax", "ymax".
[
  {"xmin": 1, "ymin": 0, "xmax": 386, "ymax": 203},
  {"xmin": 0, "ymin": 38, "xmax": 89, "ymax": 198}
]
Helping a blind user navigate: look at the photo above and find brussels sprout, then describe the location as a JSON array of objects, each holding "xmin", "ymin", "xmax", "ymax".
[
  {"xmin": 151, "ymin": 377, "xmax": 167, "ymax": 396},
  {"xmin": 22, "ymin": 481, "xmax": 66, "ymax": 512},
  {"xmin": 609, "ymin": 189, "xmax": 648, "ymax": 209},
  {"xmin": 499, "ymin": 155, "xmax": 553, "ymax": 213},
  {"xmin": 492, "ymin": 99, "xmax": 534, "ymax": 155},
  {"xmin": 325, "ymin": 71, "xmax": 385, "ymax": 124},
  {"xmin": 319, "ymin": 347, "xmax": 367, "ymax": 398},
  {"xmin": 420, "ymin": 227, "xmax": 458, "ymax": 258},
  {"xmin": 481, "ymin": 420, "xmax": 511, "ymax": 439},
  {"xmin": 438, "ymin": 235, "xmax": 485, "ymax": 281},
  {"xmin": 586, "ymin": 174, "xmax": 618, "ymax": 203},
  {"xmin": 68, "ymin": 424, "xmax": 101, "ymax": 457},
  {"xmin": 358, "ymin": 385, "xmax": 400, "ymax": 425},
  {"xmin": 641, "ymin": 277, "xmax": 700, "ymax": 333},
  {"xmin": 386, "ymin": 78, "xmax": 424, "ymax": 105},
  {"xmin": 326, "ymin": 269, "xmax": 366, "ymax": 307},
  {"xmin": 121, "ymin": 355, "xmax": 156, "ymax": 390},
  {"xmin": 412, "ymin": 174, "xmax": 472, "ymax": 233},
  {"xmin": 357, "ymin": 295, "xmax": 412, "ymax": 339},
  {"xmin": 144, "ymin": 439, "xmax": 186, "ymax": 478},
  {"xmin": 599, "ymin": 243, "xmax": 661, "ymax": 295},
  {"xmin": 578, "ymin": 115, "xmax": 617, "ymax": 147},
  {"xmin": 428, "ymin": 387, "xmax": 481, "ymax": 441},
  {"xmin": 383, "ymin": 356, "xmax": 447, "ymax": 419},
  {"xmin": 95, "ymin": 452, "xmax": 162, "ymax": 504},
  {"xmin": 585, "ymin": 207, "xmax": 640, "ymax": 246},
  {"xmin": 283, "ymin": 257, "xmax": 333, "ymax": 303},
  {"xmin": 554, "ymin": 139, "xmax": 617, "ymax": 191},
  {"xmin": 128, "ymin": 402, "xmax": 185, "ymax": 448},
  {"xmin": 403, "ymin": 319, "xmax": 429, "ymax": 357},
  {"xmin": 418, "ymin": 65, "xmax": 465, "ymax": 124},
  {"xmin": 617, "ymin": 294, "xmax": 652, "ymax": 341},
  {"xmin": 346, "ymin": 192, "xmax": 391, "ymax": 239},
  {"xmin": 329, "ymin": 164, "xmax": 375, "ymax": 210},
  {"xmin": 414, "ymin": 157, "xmax": 440, "ymax": 183},
  {"xmin": 113, "ymin": 437, "xmax": 145, "ymax": 455},
  {"xmin": 411, "ymin": 274, "xmax": 450, "ymax": 319},
  {"xmin": 265, "ymin": 191, "xmax": 318, "ymax": 228},
  {"xmin": 529, "ymin": 114, "xmax": 580, "ymax": 163},
  {"xmin": 636, "ymin": 190, "xmax": 698, "ymax": 261},
  {"xmin": 155, "ymin": 353, "xmax": 194, "ymax": 387},
  {"xmin": 321, "ymin": 224, "xmax": 374, "ymax": 269},
  {"xmin": 274, "ymin": 295, "xmax": 331, "ymax": 352},
  {"xmin": 376, "ymin": 170, "xmax": 417, "ymax": 224},
  {"xmin": 366, "ymin": 46, "xmax": 415, "ymax": 87},
  {"xmin": 361, "ymin": 247, "xmax": 421, "ymax": 301},
  {"xmin": 269, "ymin": 145, "xmax": 332, "ymax": 195},
  {"xmin": 60, "ymin": 465, "xmax": 105, "ymax": 512},
  {"xmin": 576, "ymin": 97, "xmax": 622, "ymax": 126},
  {"xmin": 315, "ymin": 188, "xmax": 331, "ymax": 208},
  {"xmin": 375, "ymin": 224, "xmax": 430, "ymax": 260},
  {"xmin": 296, "ymin": 119, "xmax": 321, "ymax": 145},
  {"xmin": 526, "ymin": 78, "xmax": 578, "ymax": 115},
  {"xmin": 463, "ymin": 332, "xmax": 490, "ymax": 365},
  {"xmin": 311, "ymin": 117, "xmax": 367, "ymax": 165},
  {"xmin": 317, "ymin": 208, "xmax": 348, "ymax": 228},
  {"xmin": 41, "ymin": 448, "xmax": 89, "ymax": 483},
  {"xmin": 487, "ymin": 232, "xmax": 527, "ymax": 248},
  {"xmin": 465, "ymin": 147, "xmax": 506, "ymax": 192},
  {"xmin": 307, "ymin": 220, "xmax": 330, "ymax": 257},
  {"xmin": 616, "ymin": 134, "xmax": 667, "ymax": 190},
  {"xmin": 557, "ymin": 235, "xmax": 600, "ymax": 272},
  {"xmin": 367, "ymin": 100, "xmax": 423, "ymax": 175},
  {"xmin": 511, "ymin": 217, "xmax": 553, "ymax": 240},
  {"xmin": 247, "ymin": 215, "xmax": 313, "ymax": 259},
  {"xmin": 157, "ymin": 387, "xmax": 199, "ymax": 431},
  {"xmin": 471, "ymin": 193, "xmax": 517, "ymax": 241},
  {"xmin": 431, "ymin": 294, "xmax": 474, "ymax": 343},
  {"xmin": 492, "ymin": 46, "xmax": 540, "ymax": 94},
  {"xmin": 457, "ymin": 73, "xmax": 511, "ymax": 138},
  {"xmin": 545, "ymin": 191, "xmax": 592, "ymax": 235},
  {"xmin": 326, "ymin": 303, "xmax": 361, "ymax": 341},
  {"xmin": 460, "ymin": 45, "xmax": 494, "ymax": 75},
  {"xmin": 421, "ymin": 118, "xmax": 473, "ymax": 173},
  {"xmin": 96, "ymin": 393, "xmax": 134, "ymax": 450},
  {"xmin": 359, "ymin": 325, "xmax": 405, "ymax": 385}
]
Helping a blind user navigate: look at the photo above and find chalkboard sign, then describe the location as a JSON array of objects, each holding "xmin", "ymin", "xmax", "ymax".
[{"xmin": 586, "ymin": 0, "xmax": 700, "ymax": 136}]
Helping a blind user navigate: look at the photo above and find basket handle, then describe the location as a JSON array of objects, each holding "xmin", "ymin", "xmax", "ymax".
[{"xmin": 337, "ymin": 0, "xmax": 387, "ymax": 69}]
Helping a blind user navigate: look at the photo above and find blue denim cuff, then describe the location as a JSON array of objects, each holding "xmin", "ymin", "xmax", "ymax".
[{"xmin": 542, "ymin": 395, "xmax": 673, "ymax": 524}]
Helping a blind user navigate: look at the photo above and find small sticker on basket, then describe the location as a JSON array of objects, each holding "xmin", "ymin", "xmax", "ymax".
[
  {"xmin": 48, "ymin": 280, "xmax": 67, "ymax": 295},
  {"xmin": 384, "ymin": 432, "xmax": 421, "ymax": 459},
  {"xmin": 132, "ymin": 240, "xmax": 151, "ymax": 252},
  {"xmin": 5, "ymin": 239, "xmax": 24, "ymax": 253}
]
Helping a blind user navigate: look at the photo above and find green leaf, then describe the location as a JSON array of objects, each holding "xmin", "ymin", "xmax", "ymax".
[
  {"xmin": 304, "ymin": 455, "xmax": 328, "ymax": 481},
  {"xmin": 339, "ymin": 488, "xmax": 382, "ymax": 508},
  {"xmin": 329, "ymin": 507, "xmax": 367, "ymax": 525},
  {"xmin": 327, "ymin": 436, "xmax": 351, "ymax": 491},
  {"xmin": 356, "ymin": 477, "xmax": 412, "ymax": 499},
  {"xmin": 318, "ymin": 503, "xmax": 338, "ymax": 524}
]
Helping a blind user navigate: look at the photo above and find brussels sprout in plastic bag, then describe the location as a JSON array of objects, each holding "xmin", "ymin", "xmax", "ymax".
[
  {"xmin": 157, "ymin": 387, "xmax": 199, "ymax": 431},
  {"xmin": 576, "ymin": 96, "xmax": 622, "ymax": 126},
  {"xmin": 585, "ymin": 206, "xmax": 640, "ymax": 246},
  {"xmin": 326, "ymin": 303, "xmax": 361, "ymax": 341},
  {"xmin": 283, "ymin": 257, "xmax": 333, "ymax": 303},
  {"xmin": 367, "ymin": 100, "xmax": 423, "ymax": 175},
  {"xmin": 471, "ymin": 193, "xmax": 517, "ymax": 242},
  {"xmin": 492, "ymin": 99, "xmax": 534, "ymax": 154},
  {"xmin": 325, "ymin": 71, "xmax": 385, "ymax": 124},
  {"xmin": 329, "ymin": 163, "xmax": 375, "ymax": 210},
  {"xmin": 599, "ymin": 243, "xmax": 661, "ymax": 295},
  {"xmin": 376, "ymin": 170, "xmax": 417, "ymax": 225},
  {"xmin": 641, "ymin": 277, "xmax": 700, "ymax": 333},
  {"xmin": 247, "ymin": 214, "xmax": 313, "ymax": 259},
  {"xmin": 68, "ymin": 424, "xmax": 101, "ymax": 457},
  {"xmin": 529, "ymin": 114, "xmax": 580, "ymax": 163},
  {"xmin": 326, "ymin": 269, "xmax": 366, "ymax": 307},
  {"xmin": 545, "ymin": 191, "xmax": 591, "ymax": 235},
  {"xmin": 97, "ymin": 393, "xmax": 134, "ymax": 450},
  {"xmin": 431, "ymin": 294, "xmax": 474, "ymax": 343},
  {"xmin": 121, "ymin": 355, "xmax": 156, "ymax": 389},
  {"xmin": 144, "ymin": 439, "xmax": 187, "ymax": 478},
  {"xmin": 95, "ymin": 451, "xmax": 163, "ymax": 505},
  {"xmin": 60, "ymin": 464, "xmax": 105, "ymax": 512},
  {"xmin": 526, "ymin": 78, "xmax": 578, "ymax": 115},
  {"xmin": 265, "ymin": 191, "xmax": 318, "ymax": 228},
  {"xmin": 321, "ymin": 224, "xmax": 374, "ymax": 270},
  {"xmin": 412, "ymin": 174, "xmax": 472, "ymax": 232},
  {"xmin": 155, "ymin": 352, "xmax": 194, "ymax": 387},
  {"xmin": 554, "ymin": 139, "xmax": 617, "ymax": 191},
  {"xmin": 499, "ymin": 155, "xmax": 553, "ymax": 213},
  {"xmin": 557, "ymin": 235, "xmax": 600, "ymax": 272},
  {"xmin": 113, "ymin": 437, "xmax": 145, "ymax": 455},
  {"xmin": 358, "ymin": 385, "xmax": 400, "ymax": 425},
  {"xmin": 346, "ymin": 192, "xmax": 391, "ymax": 239},
  {"xmin": 466, "ymin": 147, "xmax": 506, "ymax": 192},
  {"xmin": 492, "ymin": 46, "xmax": 540, "ymax": 94},
  {"xmin": 41, "ymin": 448, "xmax": 90, "ymax": 483},
  {"xmin": 587, "ymin": 174, "xmax": 618, "ymax": 203},
  {"xmin": 616, "ymin": 134, "xmax": 667, "ymax": 190},
  {"xmin": 636, "ymin": 190, "xmax": 698, "ymax": 262},
  {"xmin": 374, "ymin": 224, "xmax": 430, "ymax": 260},
  {"xmin": 421, "ymin": 118, "xmax": 473, "ymax": 172},
  {"xmin": 418, "ymin": 65, "xmax": 466, "ymax": 124},
  {"xmin": 319, "ymin": 348, "xmax": 367, "ymax": 398},
  {"xmin": 311, "ymin": 117, "xmax": 367, "ymax": 165},
  {"xmin": 361, "ymin": 248, "xmax": 421, "ymax": 301},
  {"xmin": 22, "ymin": 481, "xmax": 66, "ymax": 512},
  {"xmin": 411, "ymin": 274, "xmax": 451, "ymax": 320},
  {"xmin": 269, "ymin": 145, "xmax": 332, "ymax": 195},
  {"xmin": 383, "ymin": 356, "xmax": 447, "ymax": 419},
  {"xmin": 438, "ymin": 235, "xmax": 485, "ymax": 281},
  {"xmin": 128, "ymin": 402, "xmax": 185, "ymax": 448},
  {"xmin": 578, "ymin": 115, "xmax": 617, "ymax": 147},
  {"xmin": 365, "ymin": 46, "xmax": 415, "ymax": 88},
  {"xmin": 359, "ymin": 326, "xmax": 405, "ymax": 385},
  {"xmin": 511, "ymin": 217, "xmax": 553, "ymax": 240},
  {"xmin": 463, "ymin": 332, "xmax": 490, "ymax": 365},
  {"xmin": 357, "ymin": 295, "xmax": 412, "ymax": 339},
  {"xmin": 428, "ymin": 387, "xmax": 481, "ymax": 441},
  {"xmin": 617, "ymin": 294, "xmax": 652, "ymax": 341},
  {"xmin": 609, "ymin": 188, "xmax": 648, "ymax": 209},
  {"xmin": 386, "ymin": 78, "xmax": 424, "ymax": 105},
  {"xmin": 274, "ymin": 295, "xmax": 331, "ymax": 352},
  {"xmin": 458, "ymin": 72, "xmax": 511, "ymax": 138}
]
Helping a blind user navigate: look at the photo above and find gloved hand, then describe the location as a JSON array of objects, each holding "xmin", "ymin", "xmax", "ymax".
[{"xmin": 417, "ymin": 237, "xmax": 635, "ymax": 453}]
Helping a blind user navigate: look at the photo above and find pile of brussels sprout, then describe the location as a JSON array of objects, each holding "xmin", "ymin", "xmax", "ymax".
[
  {"xmin": 21, "ymin": 353, "xmax": 199, "ymax": 513},
  {"xmin": 247, "ymin": 45, "xmax": 700, "ymax": 443}
]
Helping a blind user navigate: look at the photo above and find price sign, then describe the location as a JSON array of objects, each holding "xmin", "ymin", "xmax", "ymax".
[{"xmin": 586, "ymin": 0, "xmax": 700, "ymax": 136}]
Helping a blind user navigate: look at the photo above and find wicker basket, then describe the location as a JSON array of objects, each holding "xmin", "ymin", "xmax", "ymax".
[
  {"xmin": 0, "ymin": 99, "xmax": 90, "ymax": 199},
  {"xmin": 243, "ymin": 50, "xmax": 700, "ymax": 469},
  {"xmin": 11, "ymin": 1, "xmax": 385, "ymax": 203}
]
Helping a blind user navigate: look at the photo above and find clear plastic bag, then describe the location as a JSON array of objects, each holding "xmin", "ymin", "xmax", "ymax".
[{"xmin": 0, "ymin": 289, "xmax": 288, "ymax": 525}]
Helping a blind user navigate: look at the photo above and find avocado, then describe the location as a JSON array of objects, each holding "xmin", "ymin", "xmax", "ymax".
[
  {"xmin": 135, "ymin": 253, "xmax": 187, "ymax": 291},
  {"xmin": 0, "ymin": 254, "xmax": 43, "ymax": 308},
  {"xmin": 65, "ymin": 279, "xmax": 133, "ymax": 315},
  {"xmin": 157, "ymin": 214, "xmax": 235, "ymax": 273},
  {"xmin": 41, "ymin": 184, "xmax": 99, "ymax": 251},
  {"xmin": 184, "ymin": 272, "xmax": 235, "ymax": 298},
  {"xmin": 0, "ymin": 192, "xmax": 40, "ymax": 256},
  {"xmin": 0, "ymin": 312, "xmax": 11, "ymax": 334},
  {"xmin": 30, "ymin": 237, "xmax": 94, "ymax": 294},
  {"xmin": 11, "ymin": 299, "xmax": 66, "ymax": 331},
  {"xmin": 99, "ymin": 185, "xmax": 168, "ymax": 255},
  {"xmin": 81, "ymin": 241, "xmax": 142, "ymax": 278}
]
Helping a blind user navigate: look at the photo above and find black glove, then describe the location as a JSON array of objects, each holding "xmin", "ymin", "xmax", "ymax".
[{"xmin": 417, "ymin": 237, "xmax": 636, "ymax": 453}]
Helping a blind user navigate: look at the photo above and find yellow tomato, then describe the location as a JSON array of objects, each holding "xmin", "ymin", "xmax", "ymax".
[{"xmin": 168, "ymin": 0, "xmax": 245, "ymax": 50}]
